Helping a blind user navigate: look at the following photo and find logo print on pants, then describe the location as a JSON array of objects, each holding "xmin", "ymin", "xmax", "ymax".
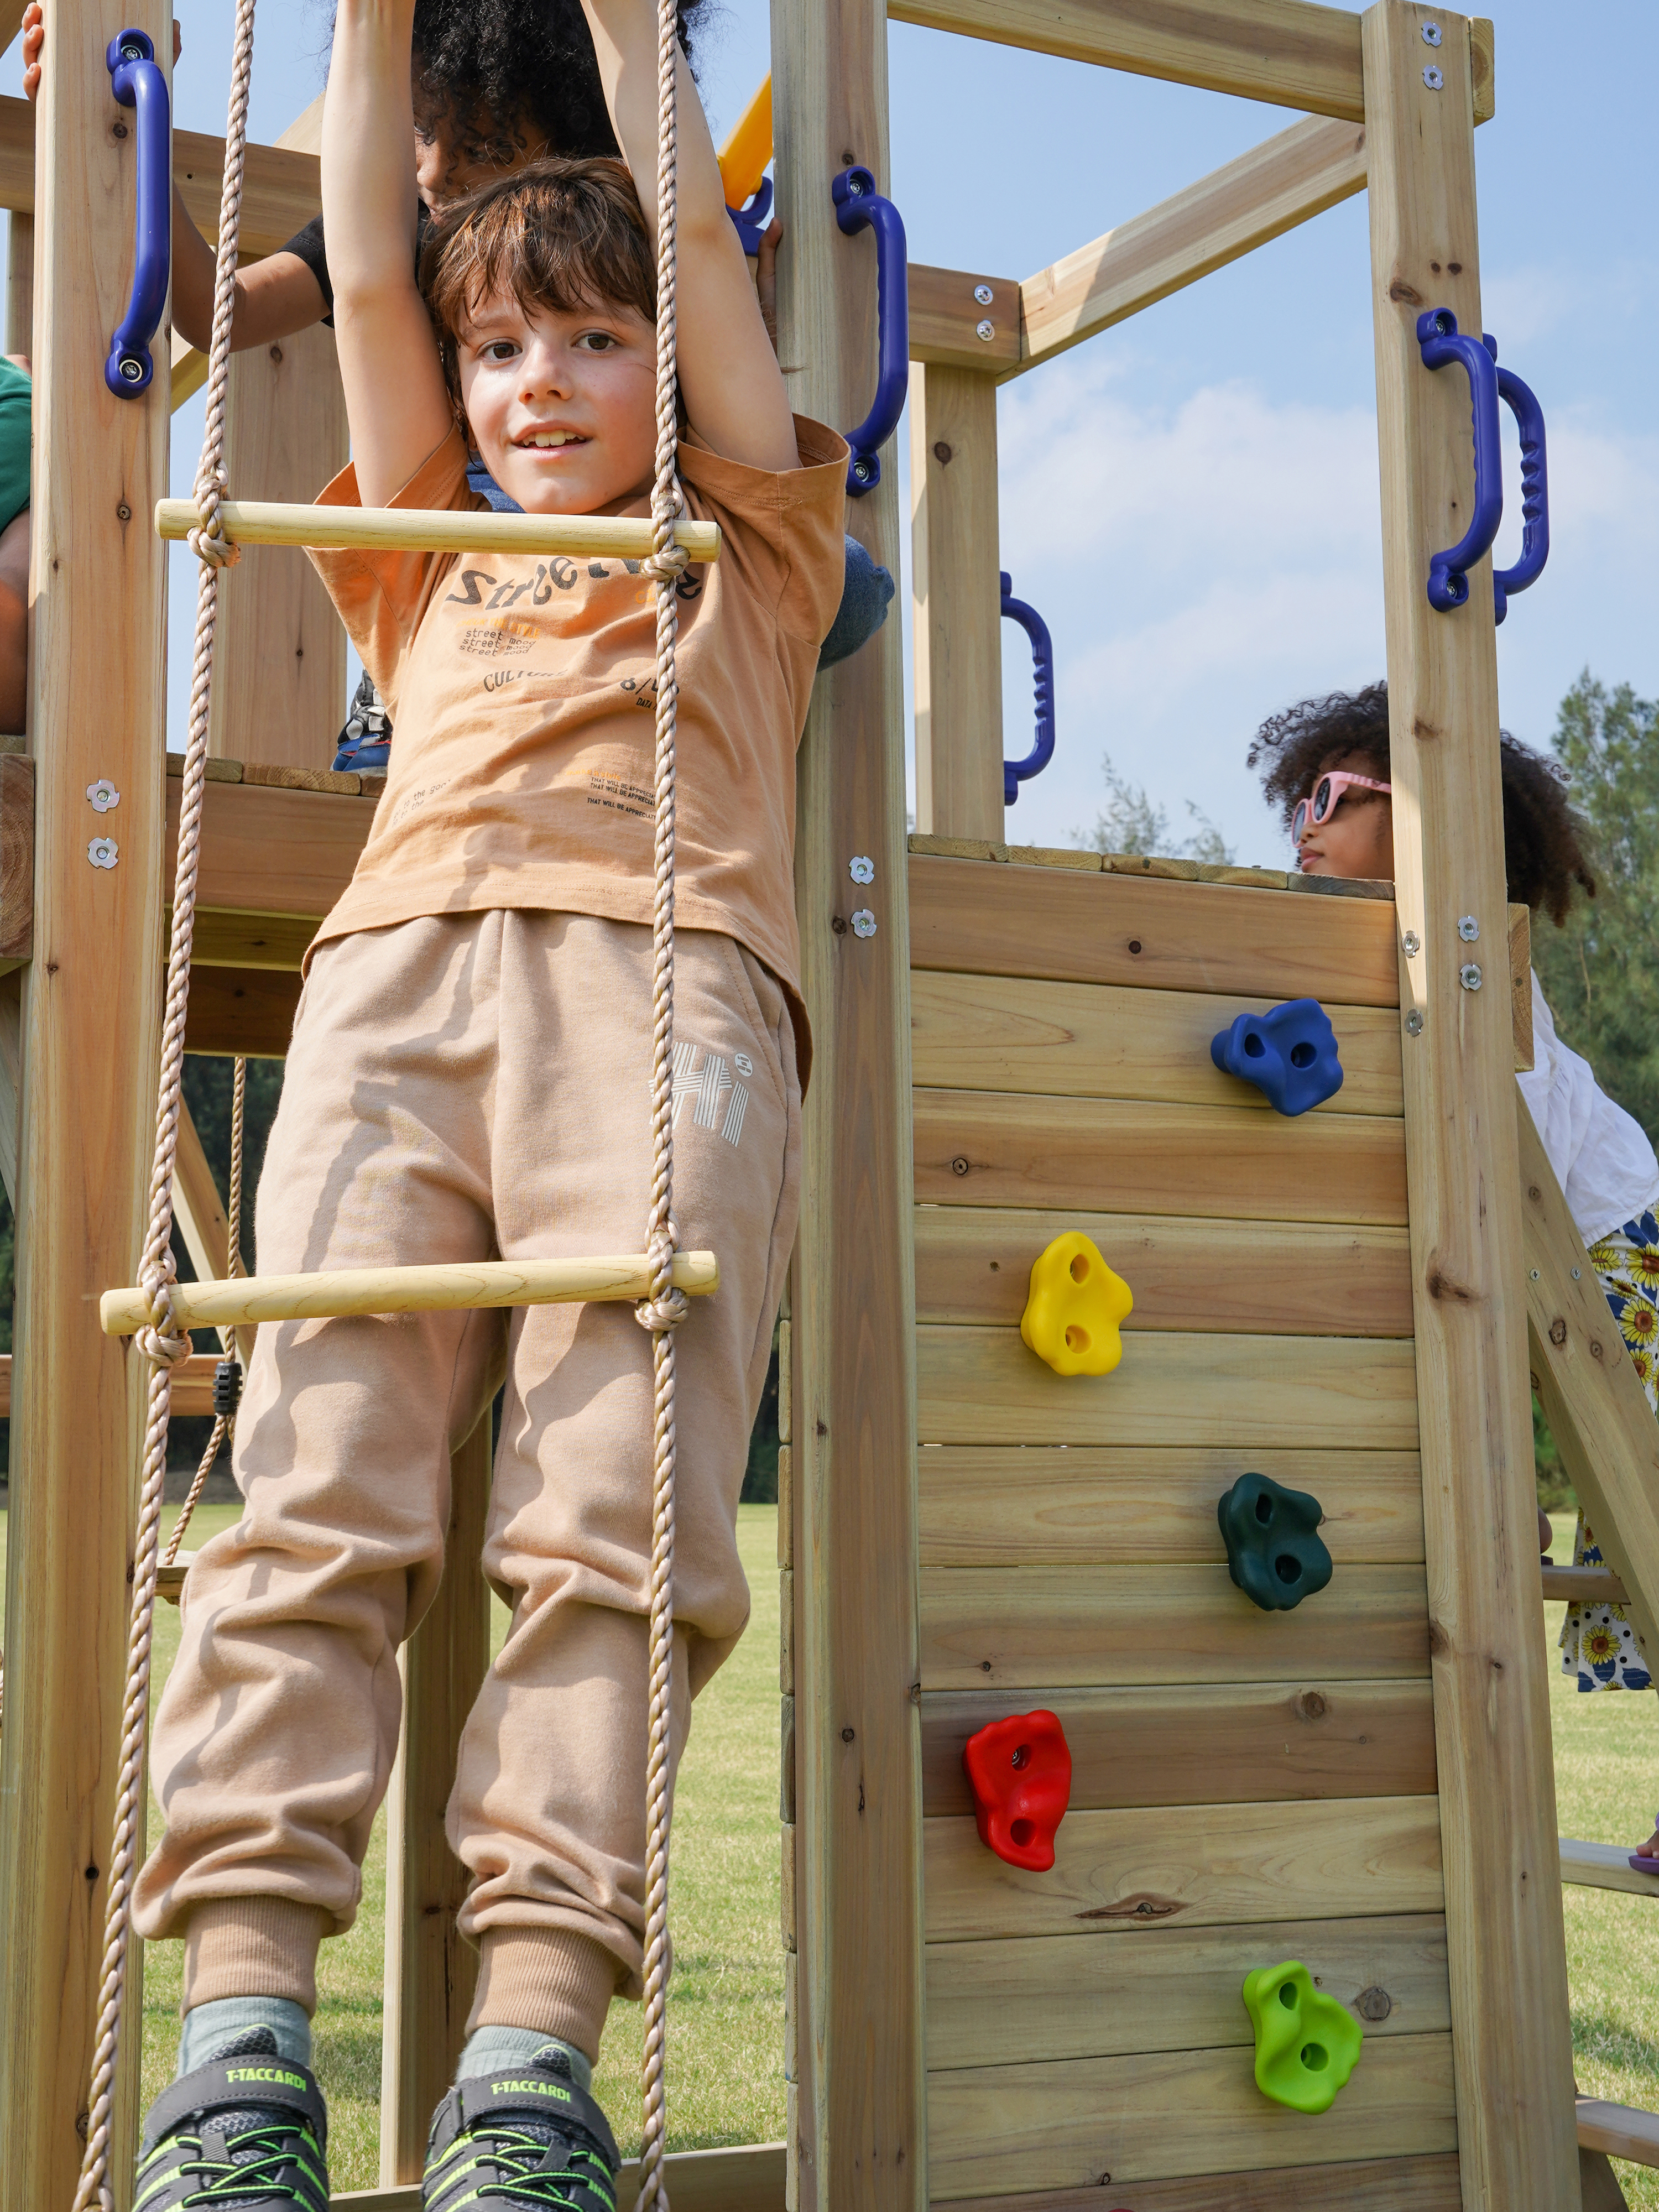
[{"xmin": 672, "ymin": 1043, "xmax": 748, "ymax": 1146}]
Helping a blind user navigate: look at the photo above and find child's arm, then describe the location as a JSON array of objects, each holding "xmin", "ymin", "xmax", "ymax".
[
  {"xmin": 579, "ymin": 0, "xmax": 800, "ymax": 476},
  {"xmin": 322, "ymin": 1, "xmax": 454, "ymax": 507},
  {"xmin": 171, "ymin": 207, "xmax": 330, "ymax": 353}
]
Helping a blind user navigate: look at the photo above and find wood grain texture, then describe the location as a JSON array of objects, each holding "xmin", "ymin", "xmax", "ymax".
[
  {"xmin": 1015, "ymin": 116, "xmax": 1366, "ymax": 378},
  {"xmin": 886, "ymin": 0, "xmax": 1365, "ymax": 121},
  {"xmin": 172, "ymin": 1094, "xmax": 254, "ymax": 1371},
  {"xmin": 182, "ymin": 965, "xmax": 304, "ymax": 1058},
  {"xmin": 171, "ymin": 126, "xmax": 322, "ymax": 257},
  {"xmin": 914, "ymin": 1208, "xmax": 1413, "ymax": 1337},
  {"xmin": 912, "ymin": 970, "xmax": 1402, "ymax": 1116},
  {"xmin": 1470, "ymin": 17, "xmax": 1496, "ymax": 124},
  {"xmin": 915, "ymin": 1089, "xmax": 1407, "ymax": 1226},
  {"xmin": 1577, "ymin": 2100, "xmax": 1659, "ymax": 2168},
  {"xmin": 925, "ymin": 2035, "xmax": 1456, "ymax": 2200},
  {"xmin": 1365, "ymin": 10, "xmax": 1579, "ymax": 2206},
  {"xmin": 1540, "ymin": 1565, "xmax": 1627, "ymax": 1604},
  {"xmin": 1510, "ymin": 902, "xmax": 1532, "ymax": 1071},
  {"xmin": 0, "ymin": 750, "xmax": 32, "ymax": 967},
  {"xmin": 921, "ymin": 1681, "xmax": 1438, "ymax": 1813},
  {"xmin": 379, "ymin": 1416, "xmax": 491, "ymax": 2181},
  {"xmin": 5, "ymin": 208, "xmax": 29, "ymax": 354},
  {"xmin": 917, "ymin": 1446, "xmax": 1426, "ymax": 1567},
  {"xmin": 186, "ymin": 909, "xmax": 320, "ymax": 970},
  {"xmin": 155, "ymin": 496, "xmax": 720, "ymax": 564},
  {"xmin": 1559, "ymin": 1838, "xmax": 1659, "ymax": 1900},
  {"xmin": 0, "ymin": 1349, "xmax": 218, "ymax": 1418},
  {"xmin": 925, "ymin": 1912, "xmax": 1450, "ymax": 2070},
  {"xmin": 773, "ymin": 0, "xmax": 925, "ymax": 2196},
  {"xmin": 165, "ymin": 776, "xmax": 376, "ymax": 919},
  {"xmin": 928, "ymin": 2151, "xmax": 1464, "ymax": 2212},
  {"xmin": 907, "ymin": 264, "xmax": 1020, "ymax": 372},
  {"xmin": 910, "ymin": 854, "xmax": 1401, "ymax": 1006},
  {"xmin": 908, "ymin": 366, "xmax": 1004, "ymax": 843},
  {"xmin": 925, "ymin": 1795, "xmax": 1444, "ymax": 1945},
  {"xmin": 1580, "ymin": 2147, "xmax": 1634, "ymax": 2212},
  {"xmin": 0, "ymin": 969, "xmax": 18, "ymax": 1204},
  {"xmin": 0, "ymin": 6, "xmax": 173, "ymax": 2200},
  {"xmin": 920, "ymin": 1564, "xmax": 1430, "ymax": 1691},
  {"xmin": 916, "ymin": 1327, "xmax": 1420, "ymax": 1449}
]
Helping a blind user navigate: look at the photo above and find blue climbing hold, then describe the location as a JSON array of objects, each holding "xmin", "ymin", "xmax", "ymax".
[
  {"xmin": 1218, "ymin": 1473, "xmax": 1333, "ymax": 1613},
  {"xmin": 1211, "ymin": 999, "xmax": 1343, "ymax": 1118}
]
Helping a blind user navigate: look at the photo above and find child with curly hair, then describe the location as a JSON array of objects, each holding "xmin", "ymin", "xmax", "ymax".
[{"xmin": 1250, "ymin": 683, "xmax": 1659, "ymax": 1853}]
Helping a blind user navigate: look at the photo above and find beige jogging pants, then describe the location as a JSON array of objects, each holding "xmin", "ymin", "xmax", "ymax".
[{"xmin": 132, "ymin": 910, "xmax": 801, "ymax": 2059}]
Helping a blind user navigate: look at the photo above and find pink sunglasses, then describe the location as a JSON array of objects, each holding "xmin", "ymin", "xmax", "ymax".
[{"xmin": 1292, "ymin": 771, "xmax": 1391, "ymax": 843}]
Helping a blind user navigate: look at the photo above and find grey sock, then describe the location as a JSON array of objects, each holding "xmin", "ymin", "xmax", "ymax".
[
  {"xmin": 177, "ymin": 1996, "xmax": 313, "ymax": 2078},
  {"xmin": 455, "ymin": 2025, "xmax": 592, "ymax": 2095}
]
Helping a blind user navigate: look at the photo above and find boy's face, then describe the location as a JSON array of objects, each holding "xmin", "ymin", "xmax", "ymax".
[{"xmin": 456, "ymin": 290, "xmax": 658, "ymax": 516}]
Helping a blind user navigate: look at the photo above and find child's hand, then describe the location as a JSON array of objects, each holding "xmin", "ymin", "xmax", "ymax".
[
  {"xmin": 754, "ymin": 216, "xmax": 782, "ymax": 355},
  {"xmin": 24, "ymin": 7, "xmax": 181, "ymax": 101}
]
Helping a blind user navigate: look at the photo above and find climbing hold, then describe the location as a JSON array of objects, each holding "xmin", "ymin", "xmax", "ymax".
[
  {"xmin": 1218, "ymin": 1473, "xmax": 1333, "ymax": 1612},
  {"xmin": 1020, "ymin": 1233, "xmax": 1133, "ymax": 1378},
  {"xmin": 1211, "ymin": 999, "xmax": 1343, "ymax": 1117},
  {"xmin": 962, "ymin": 1710, "xmax": 1072, "ymax": 1872},
  {"xmin": 1241, "ymin": 1961, "xmax": 1362, "ymax": 2114}
]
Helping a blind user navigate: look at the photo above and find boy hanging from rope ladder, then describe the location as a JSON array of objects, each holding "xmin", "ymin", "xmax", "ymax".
[{"xmin": 81, "ymin": 2, "xmax": 847, "ymax": 2205}]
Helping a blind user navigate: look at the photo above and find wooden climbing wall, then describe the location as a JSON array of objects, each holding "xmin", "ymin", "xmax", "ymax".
[{"xmin": 907, "ymin": 842, "xmax": 1463, "ymax": 2208}]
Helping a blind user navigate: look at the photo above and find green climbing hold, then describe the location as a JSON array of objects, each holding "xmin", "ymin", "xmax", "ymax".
[
  {"xmin": 1217, "ymin": 1472, "xmax": 1333, "ymax": 1612},
  {"xmin": 1241, "ymin": 1960, "xmax": 1362, "ymax": 2114}
]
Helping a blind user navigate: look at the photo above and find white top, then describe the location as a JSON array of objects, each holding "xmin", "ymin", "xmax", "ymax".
[{"xmin": 1517, "ymin": 971, "xmax": 1659, "ymax": 1247}]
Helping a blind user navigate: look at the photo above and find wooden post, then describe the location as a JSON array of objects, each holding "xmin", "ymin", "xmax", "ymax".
[
  {"xmin": 6, "ymin": 211, "xmax": 31, "ymax": 356},
  {"xmin": 379, "ymin": 1412, "xmax": 492, "ymax": 2183},
  {"xmin": 1363, "ymin": 7, "xmax": 1579, "ymax": 2208},
  {"xmin": 907, "ymin": 361, "xmax": 1003, "ymax": 841},
  {"xmin": 207, "ymin": 322, "xmax": 348, "ymax": 769},
  {"xmin": 0, "ymin": 3, "xmax": 171, "ymax": 2205},
  {"xmin": 771, "ymin": 0, "xmax": 925, "ymax": 2203}
]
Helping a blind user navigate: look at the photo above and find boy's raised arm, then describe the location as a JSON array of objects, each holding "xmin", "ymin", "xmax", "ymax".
[
  {"xmin": 324, "ymin": 0, "xmax": 455, "ymax": 507},
  {"xmin": 579, "ymin": 0, "xmax": 800, "ymax": 475}
]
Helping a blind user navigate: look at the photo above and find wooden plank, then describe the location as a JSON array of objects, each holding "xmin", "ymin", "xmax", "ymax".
[
  {"xmin": 924, "ymin": 1796, "xmax": 1445, "ymax": 1945},
  {"xmin": 1470, "ymin": 17, "xmax": 1496, "ymax": 125},
  {"xmin": 338, "ymin": 2143, "xmax": 787, "ymax": 2212},
  {"xmin": 887, "ymin": 0, "xmax": 1365, "ymax": 121},
  {"xmin": 1540, "ymin": 1565, "xmax": 1627, "ymax": 1604},
  {"xmin": 915, "ymin": 1089, "xmax": 1408, "ymax": 1226},
  {"xmin": 184, "ymin": 966, "xmax": 303, "ymax": 1059},
  {"xmin": 0, "ymin": 969, "xmax": 18, "ymax": 1204},
  {"xmin": 1559, "ymin": 1838, "xmax": 1659, "ymax": 1900},
  {"xmin": 0, "ymin": 4, "xmax": 172, "ymax": 2201},
  {"xmin": 1015, "ymin": 116, "xmax": 1366, "ymax": 379},
  {"xmin": 187, "ymin": 909, "xmax": 320, "ymax": 971},
  {"xmin": 908, "ymin": 264, "xmax": 1021, "ymax": 373},
  {"xmin": 920, "ymin": 1563, "xmax": 1430, "ymax": 1690},
  {"xmin": 173, "ymin": 1093, "xmax": 254, "ymax": 1371},
  {"xmin": 910, "ymin": 854, "xmax": 1401, "ymax": 1006},
  {"xmin": 6, "ymin": 209, "xmax": 29, "ymax": 354},
  {"xmin": 908, "ymin": 366, "xmax": 1004, "ymax": 843},
  {"xmin": 926, "ymin": 2034, "xmax": 1456, "ymax": 2200},
  {"xmin": 165, "ymin": 775, "xmax": 377, "ymax": 918},
  {"xmin": 773, "ymin": 0, "xmax": 926, "ymax": 2196},
  {"xmin": 912, "ymin": 971, "xmax": 1402, "ymax": 1117},
  {"xmin": 0, "ymin": 1349, "xmax": 220, "ymax": 1420},
  {"xmin": 925, "ymin": 1912, "xmax": 1450, "ymax": 2070},
  {"xmin": 916, "ymin": 1327, "xmax": 1420, "ymax": 1450},
  {"xmin": 1510, "ymin": 901, "xmax": 1532, "ymax": 1071},
  {"xmin": 0, "ymin": 750, "xmax": 32, "ymax": 968},
  {"xmin": 917, "ymin": 1446, "xmax": 1426, "ymax": 1568},
  {"xmin": 379, "ymin": 1415, "xmax": 491, "ymax": 2181},
  {"xmin": 1364, "ymin": 10, "xmax": 1579, "ymax": 2208},
  {"xmin": 1578, "ymin": 2101, "xmax": 1659, "ymax": 2169},
  {"xmin": 914, "ymin": 1209, "xmax": 1413, "ymax": 1337},
  {"xmin": 933, "ymin": 2152, "xmax": 1464, "ymax": 2212}
]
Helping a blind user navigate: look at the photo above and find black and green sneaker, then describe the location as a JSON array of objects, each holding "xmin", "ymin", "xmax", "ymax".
[
  {"xmin": 133, "ymin": 2026, "xmax": 328, "ymax": 2210},
  {"xmin": 422, "ymin": 2046, "xmax": 619, "ymax": 2211}
]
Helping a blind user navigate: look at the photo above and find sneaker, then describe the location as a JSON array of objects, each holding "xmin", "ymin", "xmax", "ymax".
[
  {"xmin": 422, "ymin": 2045, "xmax": 620, "ymax": 2211},
  {"xmin": 332, "ymin": 670, "xmax": 392, "ymax": 774},
  {"xmin": 134, "ymin": 2025, "xmax": 328, "ymax": 2209}
]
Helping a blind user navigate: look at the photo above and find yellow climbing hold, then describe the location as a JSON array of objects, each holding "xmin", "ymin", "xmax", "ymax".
[
  {"xmin": 1241, "ymin": 1961, "xmax": 1363, "ymax": 2115},
  {"xmin": 1019, "ymin": 1233, "xmax": 1133, "ymax": 1378}
]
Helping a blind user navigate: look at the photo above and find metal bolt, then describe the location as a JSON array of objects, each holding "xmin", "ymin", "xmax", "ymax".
[
  {"xmin": 1423, "ymin": 62, "xmax": 1444, "ymax": 88},
  {"xmin": 973, "ymin": 283, "xmax": 993, "ymax": 306},
  {"xmin": 1402, "ymin": 930, "xmax": 1421, "ymax": 956},
  {"xmin": 849, "ymin": 855, "xmax": 875, "ymax": 885},
  {"xmin": 1405, "ymin": 1009, "xmax": 1423, "ymax": 1036},
  {"xmin": 116, "ymin": 502, "xmax": 132, "ymax": 523},
  {"xmin": 975, "ymin": 319, "xmax": 995, "ymax": 342},
  {"xmin": 119, "ymin": 356, "xmax": 144, "ymax": 383},
  {"xmin": 87, "ymin": 837, "xmax": 119, "ymax": 870},
  {"xmin": 1572, "ymin": 1267, "xmax": 1582, "ymax": 1280},
  {"xmin": 851, "ymin": 909, "xmax": 878, "ymax": 939},
  {"xmin": 86, "ymin": 779, "xmax": 120, "ymax": 812},
  {"xmin": 1458, "ymin": 915, "xmax": 1480, "ymax": 941},
  {"xmin": 1421, "ymin": 20, "xmax": 1443, "ymax": 44},
  {"xmin": 1530, "ymin": 1269, "xmax": 1540, "ymax": 1281},
  {"xmin": 1460, "ymin": 962, "xmax": 1483, "ymax": 990}
]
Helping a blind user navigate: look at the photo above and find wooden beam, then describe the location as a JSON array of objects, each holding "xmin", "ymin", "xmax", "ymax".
[
  {"xmin": 928, "ymin": 2154, "xmax": 1465, "ymax": 2212},
  {"xmin": 5, "ymin": 210, "xmax": 28, "ymax": 356},
  {"xmin": 0, "ymin": 750, "xmax": 32, "ymax": 969},
  {"xmin": 889, "ymin": 0, "xmax": 1366, "ymax": 120},
  {"xmin": 906, "ymin": 262, "xmax": 1020, "ymax": 372},
  {"xmin": 165, "ymin": 775, "xmax": 377, "ymax": 917},
  {"xmin": 908, "ymin": 363, "xmax": 1004, "ymax": 841},
  {"xmin": 341, "ymin": 2142, "xmax": 787, "ymax": 2211},
  {"xmin": 1510, "ymin": 901, "xmax": 1532, "ymax": 1069},
  {"xmin": 183, "ymin": 965, "xmax": 304, "ymax": 1058},
  {"xmin": 173, "ymin": 1092, "xmax": 255, "ymax": 1370},
  {"xmin": 0, "ymin": 1, "xmax": 172, "ymax": 2200},
  {"xmin": 0, "ymin": 1350, "xmax": 220, "ymax": 1421},
  {"xmin": 0, "ymin": 968, "xmax": 18, "ymax": 1206},
  {"xmin": 1540, "ymin": 1564, "xmax": 1627, "ymax": 1604},
  {"xmin": 1364, "ymin": 8, "xmax": 1579, "ymax": 2209},
  {"xmin": 1578, "ymin": 2101, "xmax": 1659, "ymax": 2170},
  {"xmin": 1559, "ymin": 1838, "xmax": 1659, "ymax": 1899},
  {"xmin": 772, "ymin": 0, "xmax": 925, "ymax": 2199}
]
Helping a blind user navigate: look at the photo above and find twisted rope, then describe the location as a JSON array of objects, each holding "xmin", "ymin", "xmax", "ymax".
[
  {"xmin": 71, "ymin": 4, "xmax": 259, "ymax": 2202},
  {"xmin": 631, "ymin": 0, "xmax": 688, "ymax": 2201},
  {"xmin": 164, "ymin": 1058, "xmax": 247, "ymax": 1569}
]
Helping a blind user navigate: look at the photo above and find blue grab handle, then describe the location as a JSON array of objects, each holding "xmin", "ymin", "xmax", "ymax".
[
  {"xmin": 1415, "ymin": 308, "xmax": 1503, "ymax": 611},
  {"xmin": 1493, "ymin": 359, "xmax": 1548, "ymax": 623},
  {"xmin": 105, "ymin": 29, "xmax": 171, "ymax": 397},
  {"xmin": 832, "ymin": 167, "xmax": 908, "ymax": 498},
  {"xmin": 727, "ymin": 175, "xmax": 774, "ymax": 258},
  {"xmin": 1000, "ymin": 571, "xmax": 1055, "ymax": 806}
]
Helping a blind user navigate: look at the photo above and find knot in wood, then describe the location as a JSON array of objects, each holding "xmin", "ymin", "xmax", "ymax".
[
  {"xmin": 1550, "ymin": 1317, "xmax": 1568, "ymax": 1347},
  {"xmin": 1354, "ymin": 1985, "xmax": 1393, "ymax": 2023},
  {"xmin": 1296, "ymin": 1690, "xmax": 1328, "ymax": 1721}
]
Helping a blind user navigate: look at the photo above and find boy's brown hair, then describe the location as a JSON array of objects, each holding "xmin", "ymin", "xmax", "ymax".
[{"xmin": 419, "ymin": 155, "xmax": 655, "ymax": 415}]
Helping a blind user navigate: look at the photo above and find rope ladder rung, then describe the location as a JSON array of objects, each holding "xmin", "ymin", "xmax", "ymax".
[{"xmin": 154, "ymin": 497, "xmax": 722, "ymax": 564}]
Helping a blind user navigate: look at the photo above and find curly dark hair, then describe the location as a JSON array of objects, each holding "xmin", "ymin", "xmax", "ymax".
[{"xmin": 1247, "ymin": 681, "xmax": 1597, "ymax": 925}]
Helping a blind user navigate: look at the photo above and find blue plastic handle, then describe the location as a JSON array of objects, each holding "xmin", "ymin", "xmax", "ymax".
[
  {"xmin": 105, "ymin": 29, "xmax": 171, "ymax": 397},
  {"xmin": 832, "ymin": 167, "xmax": 908, "ymax": 498},
  {"xmin": 1493, "ymin": 359, "xmax": 1548, "ymax": 624},
  {"xmin": 727, "ymin": 175, "xmax": 774, "ymax": 258},
  {"xmin": 1415, "ymin": 308, "xmax": 1503, "ymax": 612},
  {"xmin": 1000, "ymin": 571, "xmax": 1055, "ymax": 806}
]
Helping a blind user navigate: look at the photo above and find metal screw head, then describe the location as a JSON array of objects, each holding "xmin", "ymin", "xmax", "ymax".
[
  {"xmin": 850, "ymin": 909, "xmax": 878, "ymax": 939},
  {"xmin": 1530, "ymin": 1269, "xmax": 1540, "ymax": 1281},
  {"xmin": 118, "ymin": 355, "xmax": 145, "ymax": 383},
  {"xmin": 1421, "ymin": 20, "xmax": 1443, "ymax": 43},
  {"xmin": 973, "ymin": 283, "xmax": 994, "ymax": 306},
  {"xmin": 1458, "ymin": 915, "xmax": 1480, "ymax": 941},
  {"xmin": 87, "ymin": 837, "xmax": 119, "ymax": 870},
  {"xmin": 1460, "ymin": 962, "xmax": 1483, "ymax": 990},
  {"xmin": 86, "ymin": 779, "xmax": 120, "ymax": 813},
  {"xmin": 849, "ymin": 855, "xmax": 875, "ymax": 885},
  {"xmin": 1423, "ymin": 62, "xmax": 1444, "ymax": 88},
  {"xmin": 1402, "ymin": 930, "xmax": 1421, "ymax": 956},
  {"xmin": 1406, "ymin": 1009, "xmax": 1424, "ymax": 1036},
  {"xmin": 1572, "ymin": 1266, "xmax": 1582, "ymax": 1280},
  {"xmin": 852, "ymin": 457, "xmax": 874, "ymax": 484},
  {"xmin": 975, "ymin": 319, "xmax": 995, "ymax": 342}
]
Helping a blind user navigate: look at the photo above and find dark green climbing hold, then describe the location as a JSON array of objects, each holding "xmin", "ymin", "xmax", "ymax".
[{"xmin": 1217, "ymin": 1473, "xmax": 1333, "ymax": 1612}]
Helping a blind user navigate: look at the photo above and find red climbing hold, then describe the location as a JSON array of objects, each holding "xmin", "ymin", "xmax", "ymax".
[{"xmin": 962, "ymin": 1709, "xmax": 1072, "ymax": 1871}]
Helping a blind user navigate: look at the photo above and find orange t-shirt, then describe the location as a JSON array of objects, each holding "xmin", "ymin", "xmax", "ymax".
[{"xmin": 306, "ymin": 415, "xmax": 849, "ymax": 1077}]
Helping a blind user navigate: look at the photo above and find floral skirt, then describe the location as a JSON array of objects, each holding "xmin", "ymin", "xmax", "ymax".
[{"xmin": 1559, "ymin": 1211, "xmax": 1659, "ymax": 1693}]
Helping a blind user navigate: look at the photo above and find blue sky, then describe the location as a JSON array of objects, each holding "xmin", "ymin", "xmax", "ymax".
[{"xmin": 8, "ymin": 2, "xmax": 1653, "ymax": 866}]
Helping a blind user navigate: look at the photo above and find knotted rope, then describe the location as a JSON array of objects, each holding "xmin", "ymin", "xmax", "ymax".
[
  {"xmin": 71, "ymin": 1, "xmax": 259, "ymax": 2201},
  {"xmin": 164, "ymin": 1056, "xmax": 248, "ymax": 1568}
]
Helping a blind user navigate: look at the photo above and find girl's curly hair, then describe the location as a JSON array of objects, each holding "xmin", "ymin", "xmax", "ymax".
[{"xmin": 1247, "ymin": 680, "xmax": 1597, "ymax": 925}]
